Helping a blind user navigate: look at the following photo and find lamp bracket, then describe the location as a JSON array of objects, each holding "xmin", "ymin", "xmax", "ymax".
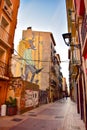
[{"xmin": 69, "ymin": 43, "xmax": 81, "ymax": 49}]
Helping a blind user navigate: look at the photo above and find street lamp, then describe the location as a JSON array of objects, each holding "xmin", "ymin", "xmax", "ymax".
[
  {"xmin": 62, "ymin": 33, "xmax": 81, "ymax": 49},
  {"xmin": 62, "ymin": 32, "xmax": 82, "ymax": 64}
]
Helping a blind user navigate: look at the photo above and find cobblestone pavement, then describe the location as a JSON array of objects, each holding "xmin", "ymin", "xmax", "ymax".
[{"xmin": 0, "ymin": 98, "xmax": 86, "ymax": 130}]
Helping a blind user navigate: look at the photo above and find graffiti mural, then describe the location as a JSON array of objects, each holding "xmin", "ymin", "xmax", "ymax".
[
  {"xmin": 21, "ymin": 38, "xmax": 43, "ymax": 82},
  {"xmin": 25, "ymin": 90, "xmax": 38, "ymax": 107}
]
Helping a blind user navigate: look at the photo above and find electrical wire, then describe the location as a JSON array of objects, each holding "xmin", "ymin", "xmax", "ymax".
[{"xmin": 13, "ymin": 48, "xmax": 69, "ymax": 63}]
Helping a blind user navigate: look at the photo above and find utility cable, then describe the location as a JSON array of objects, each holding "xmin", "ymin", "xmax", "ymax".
[{"xmin": 13, "ymin": 48, "xmax": 70, "ymax": 63}]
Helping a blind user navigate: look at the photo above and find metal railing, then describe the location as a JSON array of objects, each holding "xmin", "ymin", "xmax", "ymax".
[
  {"xmin": 3, "ymin": 1, "xmax": 13, "ymax": 19},
  {"xmin": 81, "ymin": 14, "xmax": 87, "ymax": 45},
  {"xmin": 50, "ymin": 79, "xmax": 57, "ymax": 87},
  {"xmin": 0, "ymin": 25, "xmax": 12, "ymax": 47},
  {"xmin": 0, "ymin": 60, "xmax": 8, "ymax": 77}
]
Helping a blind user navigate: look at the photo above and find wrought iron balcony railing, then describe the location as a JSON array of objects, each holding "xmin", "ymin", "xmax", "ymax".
[
  {"xmin": 50, "ymin": 79, "xmax": 57, "ymax": 87},
  {"xmin": 0, "ymin": 60, "xmax": 9, "ymax": 78},
  {"xmin": 3, "ymin": 1, "xmax": 13, "ymax": 20},
  {"xmin": 0, "ymin": 25, "xmax": 12, "ymax": 47},
  {"xmin": 81, "ymin": 14, "xmax": 87, "ymax": 45}
]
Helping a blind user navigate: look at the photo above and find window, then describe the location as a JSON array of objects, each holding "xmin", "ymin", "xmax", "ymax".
[
  {"xmin": 0, "ymin": 46, "xmax": 6, "ymax": 62},
  {"xmin": 3, "ymin": 0, "xmax": 13, "ymax": 19},
  {"xmin": 1, "ymin": 16, "xmax": 9, "ymax": 28},
  {"xmin": 5, "ymin": 0, "xmax": 12, "ymax": 7},
  {"xmin": 72, "ymin": 48, "xmax": 80, "ymax": 65}
]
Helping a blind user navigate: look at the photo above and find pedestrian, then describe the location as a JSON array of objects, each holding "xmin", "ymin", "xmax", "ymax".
[
  {"xmin": 65, "ymin": 92, "xmax": 68, "ymax": 99},
  {"xmin": 63, "ymin": 92, "xmax": 65, "ymax": 99}
]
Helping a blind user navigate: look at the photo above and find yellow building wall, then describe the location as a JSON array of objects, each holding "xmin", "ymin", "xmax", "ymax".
[
  {"xmin": 16, "ymin": 32, "xmax": 43, "ymax": 90},
  {"xmin": 13, "ymin": 28, "xmax": 55, "ymax": 93}
]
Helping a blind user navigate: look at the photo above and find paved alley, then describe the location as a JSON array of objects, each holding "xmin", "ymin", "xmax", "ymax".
[{"xmin": 0, "ymin": 98, "xmax": 85, "ymax": 130}]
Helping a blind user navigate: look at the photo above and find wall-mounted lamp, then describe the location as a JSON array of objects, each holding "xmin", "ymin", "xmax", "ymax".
[{"xmin": 62, "ymin": 33, "xmax": 81, "ymax": 49}]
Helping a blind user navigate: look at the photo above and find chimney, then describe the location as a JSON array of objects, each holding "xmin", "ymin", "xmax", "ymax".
[{"xmin": 27, "ymin": 27, "xmax": 32, "ymax": 30}]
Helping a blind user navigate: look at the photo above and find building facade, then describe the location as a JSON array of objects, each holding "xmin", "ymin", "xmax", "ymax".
[
  {"xmin": 12, "ymin": 27, "xmax": 61, "ymax": 103},
  {"xmin": 66, "ymin": 0, "xmax": 87, "ymax": 129},
  {"xmin": 0, "ymin": 0, "xmax": 20, "ymax": 106}
]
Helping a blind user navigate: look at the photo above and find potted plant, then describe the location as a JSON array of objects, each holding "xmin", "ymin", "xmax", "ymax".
[{"xmin": 6, "ymin": 96, "xmax": 17, "ymax": 116}]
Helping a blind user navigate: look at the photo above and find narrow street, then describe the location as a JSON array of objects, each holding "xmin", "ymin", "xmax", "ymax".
[{"xmin": 0, "ymin": 98, "xmax": 85, "ymax": 130}]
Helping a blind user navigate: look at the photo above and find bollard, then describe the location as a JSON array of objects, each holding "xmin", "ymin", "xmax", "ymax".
[{"xmin": 1, "ymin": 104, "xmax": 6, "ymax": 116}]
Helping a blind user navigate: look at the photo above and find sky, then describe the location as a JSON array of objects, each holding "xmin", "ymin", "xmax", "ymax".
[{"xmin": 14, "ymin": 0, "xmax": 69, "ymax": 86}]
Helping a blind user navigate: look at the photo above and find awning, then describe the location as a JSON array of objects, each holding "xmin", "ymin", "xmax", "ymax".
[
  {"xmin": 84, "ymin": 53, "xmax": 87, "ymax": 59},
  {"xmin": 74, "ymin": 0, "xmax": 85, "ymax": 17},
  {"xmin": 83, "ymin": 39, "xmax": 87, "ymax": 57}
]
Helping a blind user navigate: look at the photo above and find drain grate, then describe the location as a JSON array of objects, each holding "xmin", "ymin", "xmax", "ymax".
[
  {"xmin": 21, "ymin": 114, "xmax": 26, "ymax": 116},
  {"xmin": 55, "ymin": 116, "xmax": 64, "ymax": 119},
  {"xmin": 12, "ymin": 118, "xmax": 23, "ymax": 122},
  {"xmin": 71, "ymin": 126, "xmax": 80, "ymax": 130},
  {"xmin": 29, "ymin": 114, "xmax": 37, "ymax": 117},
  {"xmin": 29, "ymin": 112, "xmax": 35, "ymax": 113},
  {"xmin": 41, "ymin": 126, "xmax": 45, "ymax": 128}
]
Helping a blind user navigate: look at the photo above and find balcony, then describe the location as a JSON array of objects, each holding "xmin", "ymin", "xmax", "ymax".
[
  {"xmin": 50, "ymin": 79, "xmax": 57, "ymax": 87},
  {"xmin": 58, "ymin": 76, "xmax": 62, "ymax": 82},
  {"xmin": 51, "ymin": 66, "xmax": 56, "ymax": 74},
  {"xmin": 70, "ymin": 64, "xmax": 79, "ymax": 79},
  {"xmin": 81, "ymin": 14, "xmax": 87, "ymax": 45},
  {"xmin": 51, "ymin": 56, "xmax": 55, "ymax": 63},
  {"xmin": 3, "ymin": 1, "xmax": 13, "ymax": 20},
  {"xmin": 0, "ymin": 25, "xmax": 12, "ymax": 48},
  {"xmin": 71, "ymin": 59, "xmax": 81, "ymax": 65},
  {"xmin": 0, "ymin": 61, "xmax": 9, "ymax": 80}
]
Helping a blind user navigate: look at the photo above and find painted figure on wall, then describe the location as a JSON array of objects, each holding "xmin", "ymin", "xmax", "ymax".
[{"xmin": 21, "ymin": 38, "xmax": 43, "ymax": 82}]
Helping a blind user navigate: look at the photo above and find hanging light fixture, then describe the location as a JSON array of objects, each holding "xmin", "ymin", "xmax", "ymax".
[{"xmin": 62, "ymin": 33, "xmax": 81, "ymax": 48}]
